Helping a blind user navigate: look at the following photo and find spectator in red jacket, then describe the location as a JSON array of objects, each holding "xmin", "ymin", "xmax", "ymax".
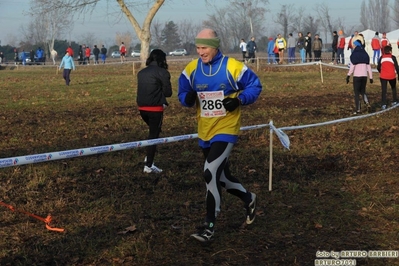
[
  {"xmin": 120, "ymin": 42, "xmax": 127, "ymax": 63},
  {"xmin": 85, "ymin": 46, "xmax": 91, "ymax": 65},
  {"xmin": 377, "ymin": 45, "xmax": 399, "ymax": 109},
  {"xmin": 371, "ymin": 32, "xmax": 381, "ymax": 65},
  {"xmin": 381, "ymin": 32, "xmax": 391, "ymax": 55},
  {"xmin": 66, "ymin": 46, "xmax": 74, "ymax": 57},
  {"xmin": 273, "ymin": 39, "xmax": 279, "ymax": 63},
  {"xmin": 337, "ymin": 30, "xmax": 346, "ymax": 64}
]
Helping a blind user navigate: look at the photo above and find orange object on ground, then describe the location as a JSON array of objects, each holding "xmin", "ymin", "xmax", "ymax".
[{"xmin": 0, "ymin": 201, "xmax": 65, "ymax": 232}]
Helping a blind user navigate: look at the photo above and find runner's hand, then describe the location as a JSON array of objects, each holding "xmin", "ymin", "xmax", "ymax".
[
  {"xmin": 185, "ymin": 90, "xmax": 197, "ymax": 106},
  {"xmin": 222, "ymin": 97, "xmax": 240, "ymax": 112}
]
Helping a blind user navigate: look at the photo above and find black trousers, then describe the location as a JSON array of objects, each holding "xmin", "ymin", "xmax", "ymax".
[
  {"xmin": 314, "ymin": 50, "xmax": 322, "ymax": 61},
  {"xmin": 248, "ymin": 52, "xmax": 255, "ymax": 63},
  {"xmin": 353, "ymin": 77, "xmax": 369, "ymax": 111},
  {"xmin": 140, "ymin": 110, "xmax": 163, "ymax": 167},
  {"xmin": 62, "ymin": 69, "xmax": 71, "ymax": 85},
  {"xmin": 380, "ymin": 78, "xmax": 398, "ymax": 105},
  {"xmin": 306, "ymin": 50, "xmax": 312, "ymax": 62},
  {"xmin": 332, "ymin": 49, "xmax": 337, "ymax": 62},
  {"xmin": 242, "ymin": 51, "xmax": 246, "ymax": 62}
]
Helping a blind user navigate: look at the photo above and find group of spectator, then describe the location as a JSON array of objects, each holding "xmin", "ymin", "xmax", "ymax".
[
  {"xmin": 241, "ymin": 32, "xmax": 324, "ymax": 65},
  {"xmin": 76, "ymin": 44, "xmax": 107, "ymax": 65},
  {"xmin": 237, "ymin": 30, "xmax": 398, "ymax": 114},
  {"xmin": 239, "ymin": 37, "xmax": 257, "ymax": 63},
  {"xmin": 240, "ymin": 30, "xmax": 394, "ymax": 66},
  {"xmin": 370, "ymin": 31, "xmax": 391, "ymax": 64},
  {"xmin": 11, "ymin": 47, "xmax": 45, "ymax": 65},
  {"xmin": 6, "ymin": 42, "xmax": 121, "ymax": 66},
  {"xmin": 265, "ymin": 32, "xmax": 323, "ymax": 64}
]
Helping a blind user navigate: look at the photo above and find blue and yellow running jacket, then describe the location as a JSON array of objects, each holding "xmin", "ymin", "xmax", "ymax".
[{"xmin": 178, "ymin": 51, "xmax": 262, "ymax": 148}]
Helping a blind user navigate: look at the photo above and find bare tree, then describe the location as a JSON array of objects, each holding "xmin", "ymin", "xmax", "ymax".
[
  {"xmin": 151, "ymin": 19, "xmax": 163, "ymax": 48},
  {"xmin": 302, "ymin": 16, "xmax": 320, "ymax": 37},
  {"xmin": 5, "ymin": 34, "xmax": 19, "ymax": 48},
  {"xmin": 360, "ymin": 1, "xmax": 368, "ymax": 30},
  {"xmin": 34, "ymin": 0, "xmax": 165, "ymax": 67},
  {"xmin": 237, "ymin": 0, "xmax": 269, "ymax": 38},
  {"xmin": 273, "ymin": 4, "xmax": 296, "ymax": 38},
  {"xmin": 115, "ymin": 0, "xmax": 165, "ymax": 64},
  {"xmin": 391, "ymin": 0, "xmax": 399, "ymax": 28},
  {"xmin": 20, "ymin": 17, "xmax": 45, "ymax": 46},
  {"xmin": 178, "ymin": 19, "xmax": 201, "ymax": 46},
  {"xmin": 77, "ymin": 32, "xmax": 99, "ymax": 47},
  {"xmin": 314, "ymin": 3, "xmax": 354, "ymax": 45},
  {"xmin": 203, "ymin": 8, "xmax": 232, "ymax": 50},
  {"xmin": 27, "ymin": 0, "xmax": 74, "ymax": 58},
  {"xmin": 315, "ymin": 3, "xmax": 334, "ymax": 45},
  {"xmin": 290, "ymin": 6, "xmax": 305, "ymax": 33},
  {"xmin": 360, "ymin": 0, "xmax": 390, "ymax": 32},
  {"xmin": 333, "ymin": 17, "xmax": 356, "ymax": 37},
  {"xmin": 204, "ymin": 0, "xmax": 268, "ymax": 51}
]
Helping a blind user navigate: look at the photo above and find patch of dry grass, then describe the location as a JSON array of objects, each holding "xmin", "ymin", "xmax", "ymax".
[{"xmin": 0, "ymin": 60, "xmax": 398, "ymax": 265}]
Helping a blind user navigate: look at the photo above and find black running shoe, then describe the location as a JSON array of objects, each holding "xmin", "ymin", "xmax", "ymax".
[{"xmin": 191, "ymin": 222, "xmax": 214, "ymax": 243}]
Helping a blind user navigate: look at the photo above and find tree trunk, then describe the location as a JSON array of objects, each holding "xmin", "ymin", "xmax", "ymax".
[{"xmin": 116, "ymin": 0, "xmax": 165, "ymax": 68}]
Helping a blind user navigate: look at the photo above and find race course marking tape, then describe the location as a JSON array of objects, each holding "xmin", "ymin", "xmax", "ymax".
[{"xmin": 1, "ymin": 103, "xmax": 397, "ymax": 169}]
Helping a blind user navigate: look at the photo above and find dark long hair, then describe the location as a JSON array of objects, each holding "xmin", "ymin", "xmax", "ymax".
[{"xmin": 146, "ymin": 49, "xmax": 168, "ymax": 69}]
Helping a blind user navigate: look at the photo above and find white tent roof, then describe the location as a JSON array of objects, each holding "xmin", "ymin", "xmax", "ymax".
[
  {"xmin": 360, "ymin": 29, "xmax": 379, "ymax": 40},
  {"xmin": 386, "ymin": 29, "xmax": 399, "ymax": 43}
]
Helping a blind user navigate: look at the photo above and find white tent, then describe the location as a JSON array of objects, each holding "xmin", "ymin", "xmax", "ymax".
[{"xmin": 386, "ymin": 29, "xmax": 399, "ymax": 55}]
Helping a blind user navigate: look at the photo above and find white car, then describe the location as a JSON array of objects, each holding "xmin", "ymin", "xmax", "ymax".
[
  {"xmin": 111, "ymin": 51, "xmax": 121, "ymax": 58},
  {"xmin": 169, "ymin": 49, "xmax": 188, "ymax": 56},
  {"xmin": 131, "ymin": 50, "xmax": 140, "ymax": 57}
]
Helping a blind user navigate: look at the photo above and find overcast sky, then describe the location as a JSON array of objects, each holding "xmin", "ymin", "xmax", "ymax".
[{"xmin": 0, "ymin": 0, "xmax": 362, "ymax": 46}]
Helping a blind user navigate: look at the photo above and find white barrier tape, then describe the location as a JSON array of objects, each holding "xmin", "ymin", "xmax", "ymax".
[
  {"xmin": 267, "ymin": 60, "xmax": 380, "ymax": 73},
  {"xmin": 270, "ymin": 62, "xmax": 317, "ymax": 67},
  {"xmin": 238, "ymin": 123, "xmax": 270, "ymax": 131},
  {"xmin": 0, "ymin": 124, "xmax": 270, "ymax": 169},
  {"xmin": 319, "ymin": 62, "xmax": 380, "ymax": 73},
  {"xmin": 278, "ymin": 104, "xmax": 398, "ymax": 132},
  {"xmin": 2, "ymin": 100, "xmax": 395, "ymax": 169},
  {"xmin": 0, "ymin": 133, "xmax": 196, "ymax": 168}
]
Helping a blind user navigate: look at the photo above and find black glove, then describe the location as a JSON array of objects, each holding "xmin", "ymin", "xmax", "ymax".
[
  {"xmin": 184, "ymin": 90, "xmax": 197, "ymax": 105},
  {"xmin": 222, "ymin": 97, "xmax": 240, "ymax": 112},
  {"xmin": 346, "ymin": 76, "xmax": 350, "ymax": 84}
]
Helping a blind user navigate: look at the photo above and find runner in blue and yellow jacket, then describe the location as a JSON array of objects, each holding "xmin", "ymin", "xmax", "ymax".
[{"xmin": 178, "ymin": 28, "xmax": 262, "ymax": 243}]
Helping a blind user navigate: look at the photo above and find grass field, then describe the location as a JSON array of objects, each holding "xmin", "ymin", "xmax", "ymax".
[{"xmin": 0, "ymin": 57, "xmax": 399, "ymax": 266}]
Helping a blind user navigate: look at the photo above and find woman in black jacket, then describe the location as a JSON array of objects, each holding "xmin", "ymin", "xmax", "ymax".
[{"xmin": 136, "ymin": 49, "xmax": 172, "ymax": 174}]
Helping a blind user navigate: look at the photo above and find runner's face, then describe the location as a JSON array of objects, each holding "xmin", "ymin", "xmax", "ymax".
[{"xmin": 196, "ymin": 46, "xmax": 218, "ymax": 64}]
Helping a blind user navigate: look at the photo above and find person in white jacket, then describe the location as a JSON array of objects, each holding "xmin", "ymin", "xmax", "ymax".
[{"xmin": 50, "ymin": 49, "xmax": 58, "ymax": 65}]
